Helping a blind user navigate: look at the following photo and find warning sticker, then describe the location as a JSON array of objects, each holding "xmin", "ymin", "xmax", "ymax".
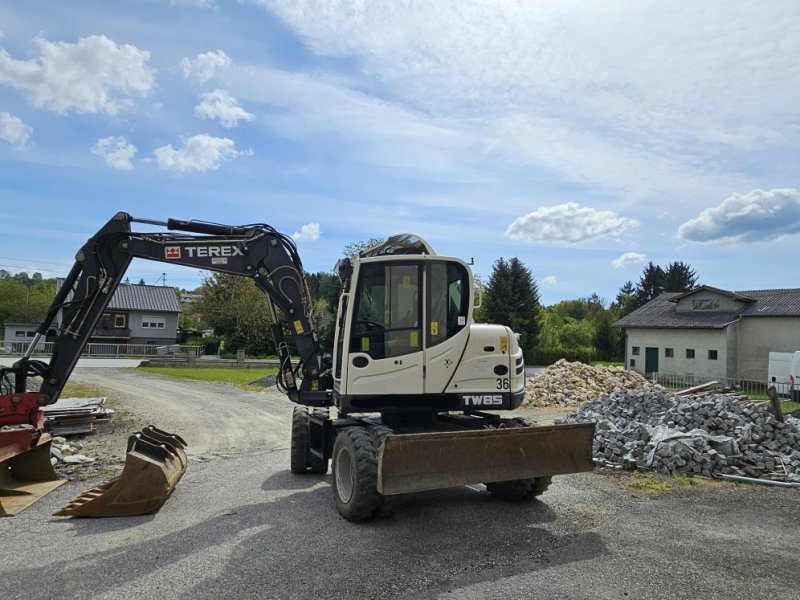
[
  {"xmin": 410, "ymin": 331, "xmax": 419, "ymax": 348},
  {"xmin": 500, "ymin": 336, "xmax": 509, "ymax": 352},
  {"xmin": 430, "ymin": 321, "xmax": 439, "ymax": 336},
  {"xmin": 211, "ymin": 257, "xmax": 228, "ymax": 265},
  {"xmin": 165, "ymin": 247, "xmax": 181, "ymax": 260},
  {"xmin": 361, "ymin": 337, "xmax": 370, "ymax": 352},
  {"xmin": 293, "ymin": 320, "xmax": 304, "ymax": 334}
]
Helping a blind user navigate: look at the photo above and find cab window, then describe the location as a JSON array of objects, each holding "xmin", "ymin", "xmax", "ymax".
[
  {"xmin": 350, "ymin": 263, "xmax": 421, "ymax": 359},
  {"xmin": 427, "ymin": 261, "xmax": 469, "ymax": 347}
]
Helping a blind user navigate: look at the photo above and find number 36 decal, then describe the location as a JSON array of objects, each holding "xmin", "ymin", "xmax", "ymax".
[{"xmin": 495, "ymin": 378, "xmax": 509, "ymax": 390}]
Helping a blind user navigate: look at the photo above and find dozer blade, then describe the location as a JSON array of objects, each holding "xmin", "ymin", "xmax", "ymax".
[
  {"xmin": 377, "ymin": 422, "xmax": 595, "ymax": 496},
  {"xmin": 54, "ymin": 426, "xmax": 188, "ymax": 517},
  {"xmin": 1, "ymin": 432, "xmax": 66, "ymax": 517}
]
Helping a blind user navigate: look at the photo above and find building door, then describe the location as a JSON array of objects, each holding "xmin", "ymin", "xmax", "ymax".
[{"xmin": 645, "ymin": 347, "xmax": 659, "ymax": 375}]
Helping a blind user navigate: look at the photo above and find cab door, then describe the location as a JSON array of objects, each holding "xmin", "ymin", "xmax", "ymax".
[
  {"xmin": 424, "ymin": 260, "xmax": 471, "ymax": 393},
  {"xmin": 344, "ymin": 261, "xmax": 424, "ymax": 395}
]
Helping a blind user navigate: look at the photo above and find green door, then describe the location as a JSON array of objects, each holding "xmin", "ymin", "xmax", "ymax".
[{"xmin": 645, "ymin": 347, "xmax": 659, "ymax": 375}]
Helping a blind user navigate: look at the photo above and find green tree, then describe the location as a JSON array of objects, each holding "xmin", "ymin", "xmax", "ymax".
[
  {"xmin": 194, "ymin": 273, "xmax": 276, "ymax": 356},
  {"xmin": 593, "ymin": 310, "xmax": 620, "ymax": 361},
  {"xmin": 664, "ymin": 261, "xmax": 698, "ymax": 292},
  {"xmin": 636, "ymin": 262, "xmax": 665, "ymax": 304},
  {"xmin": 484, "ymin": 257, "xmax": 541, "ymax": 361},
  {"xmin": 342, "ymin": 238, "xmax": 386, "ymax": 259},
  {"xmin": 0, "ymin": 275, "xmax": 56, "ymax": 327}
]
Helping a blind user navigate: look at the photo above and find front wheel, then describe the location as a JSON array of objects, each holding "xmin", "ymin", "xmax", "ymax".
[
  {"xmin": 485, "ymin": 419, "xmax": 552, "ymax": 501},
  {"xmin": 332, "ymin": 427, "xmax": 382, "ymax": 521}
]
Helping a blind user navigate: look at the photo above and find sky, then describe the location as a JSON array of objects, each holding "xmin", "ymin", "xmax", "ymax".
[{"xmin": 0, "ymin": 0, "xmax": 798, "ymax": 306}]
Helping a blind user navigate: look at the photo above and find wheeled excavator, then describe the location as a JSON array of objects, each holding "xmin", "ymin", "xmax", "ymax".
[{"xmin": 0, "ymin": 212, "xmax": 594, "ymax": 520}]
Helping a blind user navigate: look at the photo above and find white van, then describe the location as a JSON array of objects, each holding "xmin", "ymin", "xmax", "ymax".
[{"xmin": 768, "ymin": 351, "xmax": 800, "ymax": 400}]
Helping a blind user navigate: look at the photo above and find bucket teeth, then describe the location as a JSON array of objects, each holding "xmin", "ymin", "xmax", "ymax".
[{"xmin": 54, "ymin": 426, "xmax": 188, "ymax": 518}]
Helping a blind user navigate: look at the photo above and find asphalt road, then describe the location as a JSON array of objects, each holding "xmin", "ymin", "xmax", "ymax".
[{"xmin": 1, "ymin": 370, "xmax": 798, "ymax": 599}]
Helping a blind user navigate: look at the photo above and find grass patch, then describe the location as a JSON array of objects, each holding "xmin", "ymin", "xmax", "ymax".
[
  {"xmin": 781, "ymin": 401, "xmax": 800, "ymax": 413},
  {"xmin": 628, "ymin": 474, "xmax": 672, "ymax": 493},
  {"xmin": 590, "ymin": 361, "xmax": 624, "ymax": 367},
  {"xmin": 137, "ymin": 367, "xmax": 278, "ymax": 390}
]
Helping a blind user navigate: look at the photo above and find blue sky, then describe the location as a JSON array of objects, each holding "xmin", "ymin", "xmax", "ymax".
[{"xmin": 0, "ymin": 0, "xmax": 798, "ymax": 305}]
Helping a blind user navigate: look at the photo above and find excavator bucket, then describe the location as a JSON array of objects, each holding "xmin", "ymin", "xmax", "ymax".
[
  {"xmin": 377, "ymin": 422, "xmax": 595, "ymax": 496},
  {"xmin": 1, "ymin": 430, "xmax": 66, "ymax": 517},
  {"xmin": 54, "ymin": 426, "xmax": 187, "ymax": 517}
]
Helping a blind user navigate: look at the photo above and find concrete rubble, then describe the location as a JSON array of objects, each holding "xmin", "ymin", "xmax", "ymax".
[
  {"xmin": 523, "ymin": 359, "xmax": 654, "ymax": 407},
  {"xmin": 557, "ymin": 390, "xmax": 800, "ymax": 483}
]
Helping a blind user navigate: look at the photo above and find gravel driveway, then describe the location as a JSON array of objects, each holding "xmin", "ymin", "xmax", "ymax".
[{"xmin": 1, "ymin": 368, "xmax": 798, "ymax": 599}]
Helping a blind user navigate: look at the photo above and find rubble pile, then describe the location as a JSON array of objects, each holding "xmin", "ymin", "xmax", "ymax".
[
  {"xmin": 558, "ymin": 390, "xmax": 800, "ymax": 482},
  {"xmin": 523, "ymin": 359, "xmax": 654, "ymax": 407}
]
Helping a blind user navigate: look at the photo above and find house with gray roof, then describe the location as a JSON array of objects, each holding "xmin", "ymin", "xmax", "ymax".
[
  {"xmin": 92, "ymin": 283, "xmax": 181, "ymax": 345},
  {"xmin": 613, "ymin": 286, "xmax": 800, "ymax": 382}
]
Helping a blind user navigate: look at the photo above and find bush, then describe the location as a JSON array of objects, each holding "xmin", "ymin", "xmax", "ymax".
[{"xmin": 531, "ymin": 346, "xmax": 596, "ymax": 366}]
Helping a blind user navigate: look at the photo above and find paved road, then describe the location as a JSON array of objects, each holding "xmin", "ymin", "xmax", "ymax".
[{"xmin": 1, "ymin": 370, "xmax": 798, "ymax": 599}]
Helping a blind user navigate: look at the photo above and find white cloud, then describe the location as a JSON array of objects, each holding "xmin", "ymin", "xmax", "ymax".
[
  {"xmin": 612, "ymin": 252, "xmax": 647, "ymax": 269},
  {"xmin": 292, "ymin": 222, "xmax": 321, "ymax": 241},
  {"xmin": 0, "ymin": 35, "xmax": 154, "ymax": 115},
  {"xmin": 0, "ymin": 111, "xmax": 32, "ymax": 148},
  {"xmin": 90, "ymin": 136, "xmax": 137, "ymax": 170},
  {"xmin": 678, "ymin": 188, "xmax": 800, "ymax": 243},
  {"xmin": 153, "ymin": 134, "xmax": 249, "ymax": 173},
  {"xmin": 181, "ymin": 50, "xmax": 231, "ymax": 83},
  {"xmin": 257, "ymin": 1, "xmax": 797, "ymax": 201},
  {"xmin": 194, "ymin": 89, "xmax": 254, "ymax": 128},
  {"xmin": 505, "ymin": 203, "xmax": 638, "ymax": 244},
  {"xmin": 541, "ymin": 276, "xmax": 557, "ymax": 286}
]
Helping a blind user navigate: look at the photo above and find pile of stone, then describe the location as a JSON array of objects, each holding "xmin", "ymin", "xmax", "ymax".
[
  {"xmin": 523, "ymin": 359, "xmax": 654, "ymax": 407},
  {"xmin": 49, "ymin": 436, "xmax": 96, "ymax": 465},
  {"xmin": 558, "ymin": 390, "xmax": 800, "ymax": 482}
]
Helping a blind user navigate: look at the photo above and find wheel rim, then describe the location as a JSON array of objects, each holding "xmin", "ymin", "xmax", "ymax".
[{"xmin": 335, "ymin": 446, "xmax": 354, "ymax": 503}]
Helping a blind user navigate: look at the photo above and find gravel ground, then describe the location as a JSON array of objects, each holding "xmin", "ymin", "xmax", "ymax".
[{"xmin": 1, "ymin": 368, "xmax": 798, "ymax": 599}]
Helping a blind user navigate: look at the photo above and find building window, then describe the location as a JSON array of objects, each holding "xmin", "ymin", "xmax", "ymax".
[
  {"xmin": 665, "ymin": 348, "xmax": 674, "ymax": 358},
  {"xmin": 114, "ymin": 314, "xmax": 126, "ymax": 328},
  {"xmin": 632, "ymin": 346, "xmax": 640, "ymax": 356},
  {"xmin": 15, "ymin": 330, "xmax": 26, "ymax": 338},
  {"xmin": 142, "ymin": 315, "xmax": 166, "ymax": 329},
  {"xmin": 708, "ymin": 349, "xmax": 718, "ymax": 360},
  {"xmin": 686, "ymin": 348, "xmax": 695, "ymax": 359},
  {"xmin": 629, "ymin": 359, "xmax": 636, "ymax": 367}
]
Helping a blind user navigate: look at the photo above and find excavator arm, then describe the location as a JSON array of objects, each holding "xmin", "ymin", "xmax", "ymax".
[{"xmin": 6, "ymin": 211, "xmax": 332, "ymax": 408}]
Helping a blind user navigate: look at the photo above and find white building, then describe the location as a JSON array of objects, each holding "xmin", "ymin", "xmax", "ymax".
[{"xmin": 614, "ymin": 286, "xmax": 800, "ymax": 383}]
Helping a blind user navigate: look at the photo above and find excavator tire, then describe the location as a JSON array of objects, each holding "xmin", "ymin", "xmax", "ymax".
[
  {"xmin": 332, "ymin": 426, "xmax": 382, "ymax": 521},
  {"xmin": 308, "ymin": 409, "xmax": 329, "ymax": 474},
  {"xmin": 291, "ymin": 407, "xmax": 329, "ymax": 474},
  {"xmin": 290, "ymin": 407, "xmax": 311, "ymax": 473},
  {"xmin": 484, "ymin": 420, "xmax": 551, "ymax": 502}
]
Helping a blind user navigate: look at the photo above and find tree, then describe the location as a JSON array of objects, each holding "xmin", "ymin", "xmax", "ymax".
[
  {"xmin": 0, "ymin": 274, "xmax": 56, "ymax": 327},
  {"xmin": 342, "ymin": 238, "xmax": 386, "ymax": 259},
  {"xmin": 194, "ymin": 273, "xmax": 276, "ymax": 356},
  {"xmin": 636, "ymin": 262, "xmax": 665, "ymax": 304},
  {"xmin": 593, "ymin": 310, "xmax": 620, "ymax": 361},
  {"xmin": 484, "ymin": 257, "xmax": 541, "ymax": 361},
  {"xmin": 663, "ymin": 261, "xmax": 698, "ymax": 292}
]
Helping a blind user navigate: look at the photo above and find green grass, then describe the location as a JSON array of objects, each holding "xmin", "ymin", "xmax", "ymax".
[
  {"xmin": 590, "ymin": 361, "xmax": 624, "ymax": 367},
  {"xmin": 782, "ymin": 401, "xmax": 800, "ymax": 413},
  {"xmin": 138, "ymin": 367, "xmax": 278, "ymax": 390}
]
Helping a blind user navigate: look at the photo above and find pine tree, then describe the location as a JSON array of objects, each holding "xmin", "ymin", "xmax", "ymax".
[
  {"xmin": 636, "ymin": 262, "xmax": 665, "ymax": 304},
  {"xmin": 663, "ymin": 261, "xmax": 698, "ymax": 292},
  {"xmin": 485, "ymin": 257, "xmax": 541, "ymax": 361}
]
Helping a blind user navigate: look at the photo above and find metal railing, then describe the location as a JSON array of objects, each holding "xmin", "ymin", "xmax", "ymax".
[
  {"xmin": 0, "ymin": 340, "xmax": 204, "ymax": 358},
  {"xmin": 649, "ymin": 372, "xmax": 783, "ymax": 400}
]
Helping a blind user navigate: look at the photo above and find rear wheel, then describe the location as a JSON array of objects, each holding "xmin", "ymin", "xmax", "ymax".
[
  {"xmin": 290, "ymin": 407, "xmax": 329, "ymax": 474},
  {"xmin": 332, "ymin": 426, "xmax": 382, "ymax": 521},
  {"xmin": 290, "ymin": 407, "xmax": 311, "ymax": 473}
]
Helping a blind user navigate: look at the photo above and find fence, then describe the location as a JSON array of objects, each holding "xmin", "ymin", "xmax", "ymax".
[
  {"xmin": 650, "ymin": 372, "xmax": 784, "ymax": 400},
  {"xmin": 0, "ymin": 340, "xmax": 203, "ymax": 358}
]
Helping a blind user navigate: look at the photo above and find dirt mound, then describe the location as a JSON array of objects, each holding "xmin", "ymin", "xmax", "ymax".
[{"xmin": 523, "ymin": 359, "xmax": 654, "ymax": 407}]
